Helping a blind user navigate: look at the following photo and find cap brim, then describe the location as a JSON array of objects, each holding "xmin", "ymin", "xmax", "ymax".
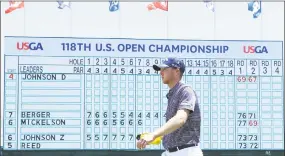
[{"xmin": 153, "ymin": 64, "xmax": 169, "ymax": 71}]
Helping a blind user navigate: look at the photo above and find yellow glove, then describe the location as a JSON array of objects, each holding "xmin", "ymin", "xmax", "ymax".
[{"xmin": 136, "ymin": 133, "xmax": 163, "ymax": 145}]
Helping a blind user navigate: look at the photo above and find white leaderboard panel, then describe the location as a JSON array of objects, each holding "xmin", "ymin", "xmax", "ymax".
[{"xmin": 1, "ymin": 36, "xmax": 284, "ymax": 150}]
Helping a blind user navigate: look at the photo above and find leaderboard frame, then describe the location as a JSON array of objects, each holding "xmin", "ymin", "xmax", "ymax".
[{"xmin": 0, "ymin": 36, "xmax": 284, "ymax": 156}]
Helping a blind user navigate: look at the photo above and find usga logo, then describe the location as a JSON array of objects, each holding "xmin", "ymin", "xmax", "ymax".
[
  {"xmin": 17, "ymin": 42, "xmax": 43, "ymax": 50},
  {"xmin": 243, "ymin": 46, "xmax": 268, "ymax": 53}
]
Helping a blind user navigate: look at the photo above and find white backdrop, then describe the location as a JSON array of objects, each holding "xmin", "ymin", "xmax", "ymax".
[
  {"xmin": 1, "ymin": 1, "xmax": 284, "ymax": 147},
  {"xmin": 1, "ymin": 2, "xmax": 284, "ymax": 40}
]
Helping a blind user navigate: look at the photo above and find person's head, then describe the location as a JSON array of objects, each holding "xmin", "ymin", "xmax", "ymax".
[{"xmin": 153, "ymin": 57, "xmax": 185, "ymax": 85}]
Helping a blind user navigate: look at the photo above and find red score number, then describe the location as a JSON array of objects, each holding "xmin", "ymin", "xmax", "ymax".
[
  {"xmin": 9, "ymin": 74, "xmax": 14, "ymax": 80},
  {"xmin": 249, "ymin": 120, "xmax": 258, "ymax": 126},
  {"xmin": 237, "ymin": 76, "xmax": 256, "ymax": 82}
]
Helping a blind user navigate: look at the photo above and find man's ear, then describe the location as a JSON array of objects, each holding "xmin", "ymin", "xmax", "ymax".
[{"xmin": 176, "ymin": 68, "xmax": 180, "ymax": 76}]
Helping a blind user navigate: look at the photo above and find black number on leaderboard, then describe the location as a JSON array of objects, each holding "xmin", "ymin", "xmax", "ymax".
[
  {"xmin": 111, "ymin": 119, "xmax": 135, "ymax": 126},
  {"xmin": 237, "ymin": 113, "xmax": 258, "ymax": 126},
  {"xmin": 7, "ymin": 143, "xmax": 12, "ymax": 148},
  {"xmin": 86, "ymin": 134, "xmax": 134, "ymax": 141},
  {"xmin": 238, "ymin": 135, "xmax": 258, "ymax": 141},
  {"xmin": 238, "ymin": 113, "xmax": 257, "ymax": 119},
  {"xmin": 86, "ymin": 119, "xmax": 109, "ymax": 125},
  {"xmin": 111, "ymin": 134, "xmax": 134, "ymax": 141},
  {"xmin": 137, "ymin": 112, "xmax": 159, "ymax": 118},
  {"xmin": 87, "ymin": 112, "xmax": 108, "ymax": 118},
  {"xmin": 112, "ymin": 112, "xmax": 135, "ymax": 118},
  {"xmin": 86, "ymin": 134, "xmax": 104, "ymax": 141},
  {"xmin": 238, "ymin": 143, "xmax": 259, "ymax": 149},
  {"xmin": 111, "ymin": 68, "xmax": 137, "ymax": 74},
  {"xmin": 111, "ymin": 112, "xmax": 136, "ymax": 126},
  {"xmin": 187, "ymin": 60, "xmax": 210, "ymax": 67}
]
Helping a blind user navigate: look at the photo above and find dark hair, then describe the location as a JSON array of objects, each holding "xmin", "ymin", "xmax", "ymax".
[
  {"xmin": 179, "ymin": 70, "xmax": 184, "ymax": 78},
  {"xmin": 171, "ymin": 67, "xmax": 184, "ymax": 79}
]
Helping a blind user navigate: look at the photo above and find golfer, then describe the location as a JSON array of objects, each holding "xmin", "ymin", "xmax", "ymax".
[{"xmin": 136, "ymin": 57, "xmax": 203, "ymax": 156}]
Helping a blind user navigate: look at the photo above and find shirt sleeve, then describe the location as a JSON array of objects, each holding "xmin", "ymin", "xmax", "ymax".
[{"xmin": 178, "ymin": 86, "xmax": 196, "ymax": 112}]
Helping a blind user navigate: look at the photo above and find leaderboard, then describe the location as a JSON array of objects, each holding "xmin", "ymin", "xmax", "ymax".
[{"xmin": 1, "ymin": 37, "xmax": 284, "ymax": 150}]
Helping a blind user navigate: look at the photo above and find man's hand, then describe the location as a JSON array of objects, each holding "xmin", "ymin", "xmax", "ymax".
[{"xmin": 136, "ymin": 133, "xmax": 156, "ymax": 149}]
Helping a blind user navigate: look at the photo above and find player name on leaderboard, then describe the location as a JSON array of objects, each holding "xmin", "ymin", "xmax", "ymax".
[{"xmin": 2, "ymin": 37, "xmax": 284, "ymax": 151}]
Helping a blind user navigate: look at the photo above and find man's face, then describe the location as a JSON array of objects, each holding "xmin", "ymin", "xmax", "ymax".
[{"xmin": 160, "ymin": 67, "xmax": 179, "ymax": 84}]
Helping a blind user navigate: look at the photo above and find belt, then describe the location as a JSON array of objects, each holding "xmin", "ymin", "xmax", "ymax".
[{"xmin": 167, "ymin": 143, "xmax": 198, "ymax": 153}]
